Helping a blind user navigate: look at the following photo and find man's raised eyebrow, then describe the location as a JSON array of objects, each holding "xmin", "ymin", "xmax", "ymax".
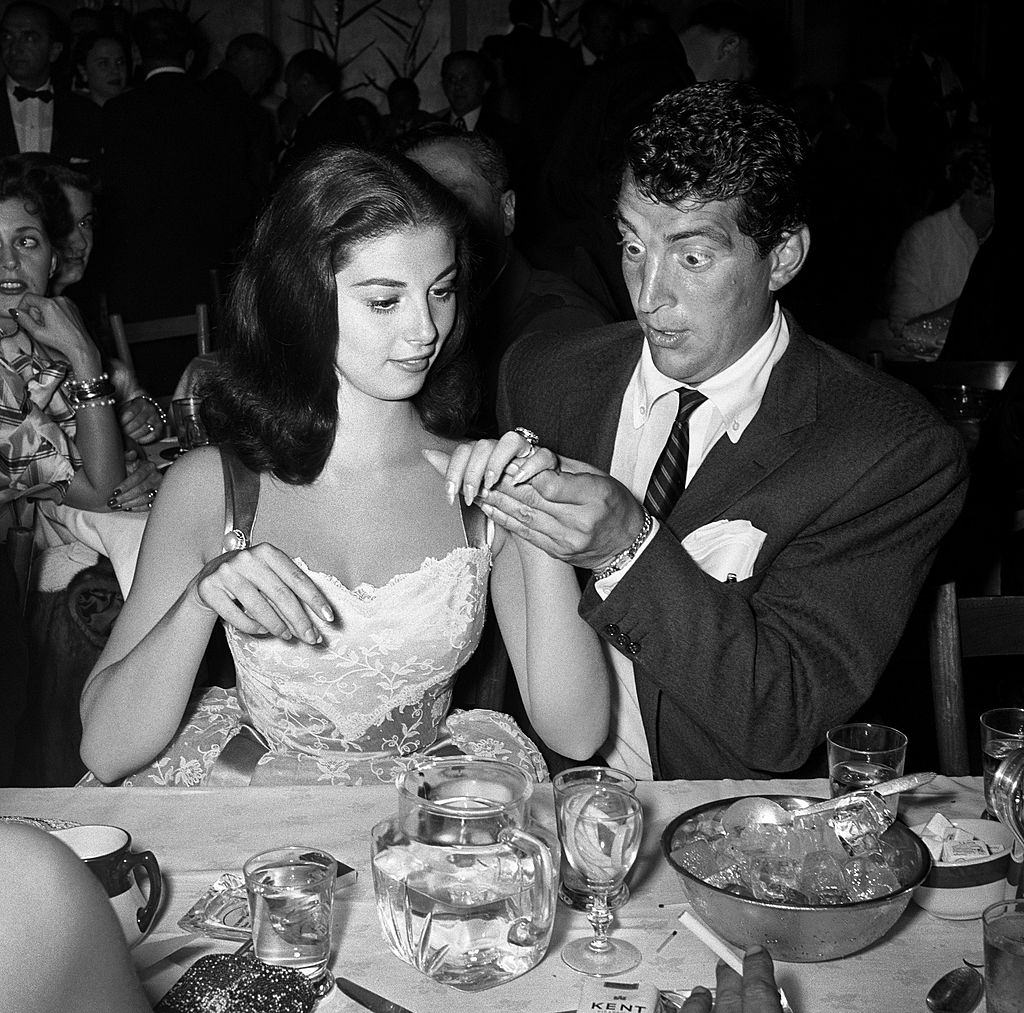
[{"xmin": 665, "ymin": 225, "xmax": 733, "ymax": 248}]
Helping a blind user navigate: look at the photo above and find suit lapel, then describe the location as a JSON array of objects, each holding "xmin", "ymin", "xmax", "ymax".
[
  {"xmin": 665, "ymin": 320, "xmax": 821, "ymax": 538},
  {"xmin": 561, "ymin": 323, "xmax": 642, "ymax": 472},
  {"xmin": 0, "ymin": 87, "xmax": 17, "ymax": 155}
]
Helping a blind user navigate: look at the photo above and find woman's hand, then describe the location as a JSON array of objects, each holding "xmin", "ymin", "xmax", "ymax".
[
  {"xmin": 108, "ymin": 449, "xmax": 163, "ymax": 511},
  {"xmin": 189, "ymin": 542, "xmax": 335, "ymax": 644},
  {"xmin": 11, "ymin": 293, "xmax": 102, "ymax": 376},
  {"xmin": 119, "ymin": 396, "xmax": 164, "ymax": 444},
  {"xmin": 423, "ymin": 429, "xmax": 560, "ymax": 506}
]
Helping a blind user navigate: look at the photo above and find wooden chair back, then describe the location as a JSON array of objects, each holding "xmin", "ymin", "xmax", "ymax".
[
  {"xmin": 109, "ymin": 304, "xmax": 211, "ymax": 379},
  {"xmin": 928, "ymin": 579, "xmax": 1024, "ymax": 774},
  {"xmin": 2, "ymin": 525, "xmax": 34, "ymax": 615}
]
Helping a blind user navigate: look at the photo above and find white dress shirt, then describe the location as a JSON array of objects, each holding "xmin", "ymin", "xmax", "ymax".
[
  {"xmin": 598, "ymin": 303, "xmax": 789, "ymax": 778},
  {"xmin": 6, "ymin": 76, "xmax": 54, "ymax": 153}
]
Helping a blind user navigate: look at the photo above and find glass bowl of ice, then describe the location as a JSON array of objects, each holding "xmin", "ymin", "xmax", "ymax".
[{"xmin": 661, "ymin": 795, "xmax": 930, "ymax": 962}]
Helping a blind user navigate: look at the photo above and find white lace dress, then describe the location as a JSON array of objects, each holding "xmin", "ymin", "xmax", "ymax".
[{"xmin": 81, "ymin": 524, "xmax": 546, "ymax": 787}]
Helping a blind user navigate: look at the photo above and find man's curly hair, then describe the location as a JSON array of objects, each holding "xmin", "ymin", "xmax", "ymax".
[{"xmin": 625, "ymin": 81, "xmax": 810, "ymax": 257}]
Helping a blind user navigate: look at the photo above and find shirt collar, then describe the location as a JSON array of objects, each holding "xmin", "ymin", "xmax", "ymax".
[
  {"xmin": 7, "ymin": 76, "xmax": 52, "ymax": 96},
  {"xmin": 145, "ymin": 66, "xmax": 187, "ymax": 80},
  {"xmin": 633, "ymin": 302, "xmax": 788, "ymax": 441},
  {"xmin": 460, "ymin": 105, "xmax": 481, "ymax": 131},
  {"xmin": 306, "ymin": 91, "xmax": 332, "ymax": 117}
]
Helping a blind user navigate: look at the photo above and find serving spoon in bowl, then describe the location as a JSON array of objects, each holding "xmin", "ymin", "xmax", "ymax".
[{"xmin": 719, "ymin": 772, "xmax": 937, "ymax": 831}]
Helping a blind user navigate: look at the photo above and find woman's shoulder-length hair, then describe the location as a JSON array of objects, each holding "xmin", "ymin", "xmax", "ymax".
[
  {"xmin": 202, "ymin": 145, "xmax": 477, "ymax": 484},
  {"xmin": 0, "ymin": 155, "xmax": 74, "ymax": 247}
]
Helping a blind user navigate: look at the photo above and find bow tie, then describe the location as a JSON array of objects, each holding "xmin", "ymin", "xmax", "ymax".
[{"xmin": 13, "ymin": 85, "xmax": 53, "ymax": 103}]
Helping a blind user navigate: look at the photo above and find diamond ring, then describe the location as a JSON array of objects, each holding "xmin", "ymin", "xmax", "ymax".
[{"xmin": 512, "ymin": 427, "xmax": 539, "ymax": 446}]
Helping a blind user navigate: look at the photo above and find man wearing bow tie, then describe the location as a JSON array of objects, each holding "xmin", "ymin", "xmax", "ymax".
[
  {"xmin": 0, "ymin": 2, "xmax": 99, "ymax": 166},
  {"xmin": 485, "ymin": 82, "xmax": 968, "ymax": 781}
]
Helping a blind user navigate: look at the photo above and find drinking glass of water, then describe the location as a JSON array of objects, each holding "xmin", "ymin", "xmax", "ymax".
[
  {"xmin": 981, "ymin": 708, "xmax": 1024, "ymax": 817},
  {"xmin": 243, "ymin": 845, "xmax": 337, "ymax": 998},
  {"xmin": 827, "ymin": 723, "xmax": 908, "ymax": 808},
  {"xmin": 171, "ymin": 396, "xmax": 211, "ymax": 452},
  {"xmin": 983, "ymin": 898, "xmax": 1024, "ymax": 1013}
]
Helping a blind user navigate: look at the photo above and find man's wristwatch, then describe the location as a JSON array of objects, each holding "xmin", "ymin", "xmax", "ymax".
[{"xmin": 592, "ymin": 509, "xmax": 654, "ymax": 582}]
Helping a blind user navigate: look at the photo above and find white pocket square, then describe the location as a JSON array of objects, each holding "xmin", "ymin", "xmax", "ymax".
[{"xmin": 682, "ymin": 519, "xmax": 766, "ymax": 582}]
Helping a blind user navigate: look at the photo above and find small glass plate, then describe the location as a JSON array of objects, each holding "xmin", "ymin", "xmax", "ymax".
[{"xmin": 178, "ymin": 872, "xmax": 251, "ymax": 941}]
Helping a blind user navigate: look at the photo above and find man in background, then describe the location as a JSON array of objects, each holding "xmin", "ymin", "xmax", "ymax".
[
  {"xmin": 401, "ymin": 126, "xmax": 612, "ymax": 433},
  {"xmin": 277, "ymin": 48, "xmax": 363, "ymax": 179},
  {"xmin": 0, "ymin": 1, "xmax": 99, "ymax": 167},
  {"xmin": 99, "ymin": 8, "xmax": 247, "ymax": 392}
]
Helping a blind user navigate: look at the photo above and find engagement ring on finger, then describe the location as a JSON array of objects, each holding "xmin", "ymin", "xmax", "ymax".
[{"xmin": 513, "ymin": 426, "xmax": 539, "ymax": 446}]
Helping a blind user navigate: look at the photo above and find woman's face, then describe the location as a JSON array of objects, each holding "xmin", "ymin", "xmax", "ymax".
[
  {"xmin": 55, "ymin": 185, "xmax": 94, "ymax": 290},
  {"xmin": 0, "ymin": 197, "xmax": 55, "ymax": 324},
  {"xmin": 334, "ymin": 225, "xmax": 458, "ymax": 404},
  {"xmin": 83, "ymin": 37, "xmax": 127, "ymax": 103}
]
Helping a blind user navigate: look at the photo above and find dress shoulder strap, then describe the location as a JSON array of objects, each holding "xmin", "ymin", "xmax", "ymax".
[
  {"xmin": 459, "ymin": 499, "xmax": 491, "ymax": 550},
  {"xmin": 219, "ymin": 445, "xmax": 261, "ymax": 551}
]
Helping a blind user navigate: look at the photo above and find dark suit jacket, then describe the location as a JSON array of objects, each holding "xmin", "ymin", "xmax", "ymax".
[
  {"xmin": 0, "ymin": 83, "xmax": 101, "ymax": 168},
  {"xmin": 100, "ymin": 71, "xmax": 249, "ymax": 391},
  {"xmin": 277, "ymin": 92, "xmax": 364, "ymax": 178},
  {"xmin": 498, "ymin": 315, "xmax": 968, "ymax": 779}
]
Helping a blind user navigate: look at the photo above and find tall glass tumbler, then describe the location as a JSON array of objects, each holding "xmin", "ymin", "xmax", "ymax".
[
  {"xmin": 983, "ymin": 898, "xmax": 1024, "ymax": 1013},
  {"xmin": 981, "ymin": 709, "xmax": 1024, "ymax": 818},
  {"xmin": 553, "ymin": 766, "xmax": 636, "ymax": 910},
  {"xmin": 243, "ymin": 845, "xmax": 337, "ymax": 998},
  {"xmin": 827, "ymin": 723, "xmax": 908, "ymax": 810}
]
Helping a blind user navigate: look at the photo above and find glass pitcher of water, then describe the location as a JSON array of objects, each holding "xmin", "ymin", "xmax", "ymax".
[{"xmin": 371, "ymin": 757, "xmax": 556, "ymax": 991}]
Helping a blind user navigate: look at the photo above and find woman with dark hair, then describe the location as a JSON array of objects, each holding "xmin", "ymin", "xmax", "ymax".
[
  {"xmin": 79, "ymin": 146, "xmax": 609, "ymax": 787},
  {"xmin": 1, "ymin": 159, "xmax": 126, "ymax": 537},
  {"xmin": 73, "ymin": 31, "xmax": 130, "ymax": 107},
  {"xmin": 17, "ymin": 154, "xmax": 164, "ymax": 446}
]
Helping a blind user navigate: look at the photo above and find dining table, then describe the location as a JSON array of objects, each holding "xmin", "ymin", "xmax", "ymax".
[{"xmin": 0, "ymin": 774, "xmax": 995, "ymax": 1012}]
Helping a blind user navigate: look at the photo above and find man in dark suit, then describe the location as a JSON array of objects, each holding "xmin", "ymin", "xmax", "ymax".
[
  {"xmin": 203, "ymin": 33, "xmax": 279, "ymax": 209},
  {"xmin": 486, "ymin": 83, "xmax": 968, "ymax": 780},
  {"xmin": 276, "ymin": 48, "xmax": 363, "ymax": 180},
  {"xmin": 435, "ymin": 50, "xmax": 518, "ymax": 169},
  {"xmin": 401, "ymin": 125, "xmax": 613, "ymax": 434},
  {"xmin": 0, "ymin": 2, "xmax": 99, "ymax": 168},
  {"xmin": 99, "ymin": 8, "xmax": 248, "ymax": 391}
]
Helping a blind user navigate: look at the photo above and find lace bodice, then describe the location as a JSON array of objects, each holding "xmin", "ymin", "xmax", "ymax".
[{"xmin": 224, "ymin": 543, "xmax": 492, "ymax": 759}]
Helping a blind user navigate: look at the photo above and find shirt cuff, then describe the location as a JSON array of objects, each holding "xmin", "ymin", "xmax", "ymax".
[{"xmin": 593, "ymin": 517, "xmax": 661, "ymax": 600}]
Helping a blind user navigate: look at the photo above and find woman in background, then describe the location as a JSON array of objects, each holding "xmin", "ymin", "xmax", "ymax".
[{"xmin": 74, "ymin": 32, "xmax": 130, "ymax": 107}]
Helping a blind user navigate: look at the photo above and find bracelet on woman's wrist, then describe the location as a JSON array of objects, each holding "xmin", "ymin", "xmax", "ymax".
[
  {"xmin": 74, "ymin": 395, "xmax": 116, "ymax": 410},
  {"xmin": 592, "ymin": 509, "xmax": 654, "ymax": 582},
  {"xmin": 65, "ymin": 377, "xmax": 115, "ymax": 408}
]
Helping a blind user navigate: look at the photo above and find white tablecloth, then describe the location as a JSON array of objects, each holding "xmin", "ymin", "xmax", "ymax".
[
  {"xmin": 35, "ymin": 499, "xmax": 148, "ymax": 596},
  {"xmin": 0, "ymin": 776, "xmax": 993, "ymax": 1012}
]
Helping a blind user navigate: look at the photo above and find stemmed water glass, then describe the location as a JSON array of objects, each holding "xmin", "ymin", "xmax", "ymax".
[{"xmin": 556, "ymin": 782, "xmax": 643, "ymax": 975}]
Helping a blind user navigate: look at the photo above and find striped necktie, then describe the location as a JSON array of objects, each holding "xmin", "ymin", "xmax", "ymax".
[
  {"xmin": 453, "ymin": 115, "xmax": 467, "ymax": 131},
  {"xmin": 643, "ymin": 387, "xmax": 707, "ymax": 522}
]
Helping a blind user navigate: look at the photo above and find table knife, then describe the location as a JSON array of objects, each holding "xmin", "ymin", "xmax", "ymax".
[{"xmin": 336, "ymin": 976, "xmax": 416, "ymax": 1013}]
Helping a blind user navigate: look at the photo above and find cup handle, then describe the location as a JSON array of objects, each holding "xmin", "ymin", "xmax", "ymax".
[{"xmin": 123, "ymin": 850, "xmax": 162, "ymax": 933}]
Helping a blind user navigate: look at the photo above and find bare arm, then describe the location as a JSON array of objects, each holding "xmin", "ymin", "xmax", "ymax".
[
  {"xmin": 424, "ymin": 438, "xmax": 610, "ymax": 759},
  {"xmin": 79, "ymin": 448, "xmax": 336, "ymax": 783},
  {"xmin": 13, "ymin": 295, "xmax": 125, "ymax": 508}
]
